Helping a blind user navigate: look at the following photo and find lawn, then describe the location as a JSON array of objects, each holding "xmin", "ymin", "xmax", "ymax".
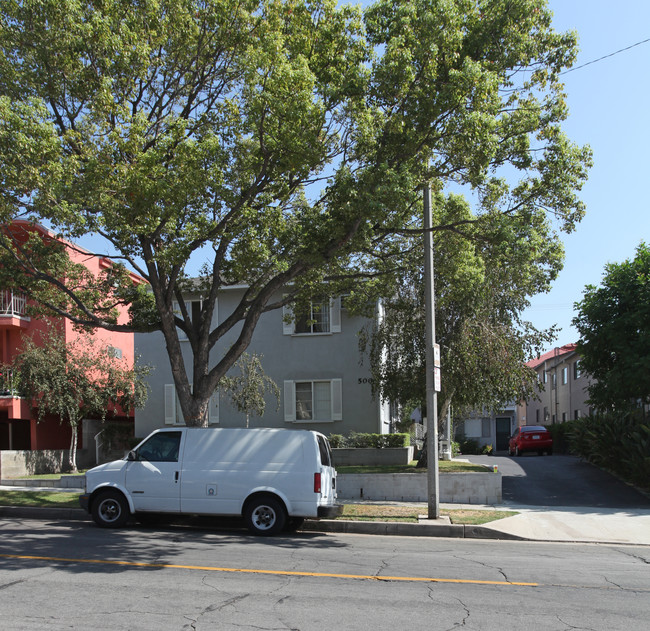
[
  {"xmin": 0, "ymin": 490, "xmax": 82, "ymax": 508},
  {"xmin": 0, "ymin": 491, "xmax": 516, "ymax": 525},
  {"xmin": 341, "ymin": 504, "xmax": 516, "ymax": 525}
]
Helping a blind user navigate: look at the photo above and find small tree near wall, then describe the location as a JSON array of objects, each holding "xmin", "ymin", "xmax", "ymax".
[{"xmin": 6, "ymin": 328, "xmax": 150, "ymax": 471}]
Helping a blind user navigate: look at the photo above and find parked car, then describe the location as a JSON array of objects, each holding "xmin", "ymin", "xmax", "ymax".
[
  {"xmin": 80, "ymin": 427, "xmax": 342, "ymax": 535},
  {"xmin": 508, "ymin": 425, "xmax": 553, "ymax": 456}
]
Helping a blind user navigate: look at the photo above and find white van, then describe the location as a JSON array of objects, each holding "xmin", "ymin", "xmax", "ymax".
[{"xmin": 80, "ymin": 427, "xmax": 342, "ymax": 535}]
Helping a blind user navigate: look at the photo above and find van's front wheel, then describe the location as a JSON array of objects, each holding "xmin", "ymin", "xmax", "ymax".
[
  {"xmin": 244, "ymin": 495, "xmax": 286, "ymax": 536},
  {"xmin": 92, "ymin": 490, "xmax": 129, "ymax": 528}
]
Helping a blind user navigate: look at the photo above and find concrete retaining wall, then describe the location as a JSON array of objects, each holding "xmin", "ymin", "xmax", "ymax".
[
  {"xmin": 337, "ymin": 472, "xmax": 502, "ymax": 504},
  {"xmin": 0, "ymin": 450, "xmax": 72, "ymax": 478},
  {"xmin": 332, "ymin": 447, "xmax": 414, "ymax": 466}
]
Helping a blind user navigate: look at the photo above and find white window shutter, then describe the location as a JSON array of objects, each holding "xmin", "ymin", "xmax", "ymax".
[
  {"xmin": 331, "ymin": 379, "xmax": 343, "ymax": 420},
  {"xmin": 330, "ymin": 297, "xmax": 341, "ymax": 333},
  {"xmin": 282, "ymin": 299, "xmax": 294, "ymax": 335},
  {"xmin": 164, "ymin": 384, "xmax": 176, "ymax": 425},
  {"xmin": 208, "ymin": 390, "xmax": 219, "ymax": 424},
  {"xmin": 284, "ymin": 380, "xmax": 296, "ymax": 422}
]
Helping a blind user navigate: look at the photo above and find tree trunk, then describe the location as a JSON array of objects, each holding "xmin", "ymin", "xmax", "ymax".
[{"xmin": 68, "ymin": 420, "xmax": 78, "ymax": 473}]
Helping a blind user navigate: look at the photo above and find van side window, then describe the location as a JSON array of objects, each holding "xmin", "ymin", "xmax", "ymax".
[
  {"xmin": 317, "ymin": 436, "xmax": 332, "ymax": 467},
  {"xmin": 137, "ymin": 432, "xmax": 182, "ymax": 462}
]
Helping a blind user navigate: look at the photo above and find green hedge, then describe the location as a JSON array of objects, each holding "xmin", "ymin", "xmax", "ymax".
[
  {"xmin": 569, "ymin": 412, "xmax": 650, "ymax": 490},
  {"xmin": 328, "ymin": 432, "xmax": 410, "ymax": 449}
]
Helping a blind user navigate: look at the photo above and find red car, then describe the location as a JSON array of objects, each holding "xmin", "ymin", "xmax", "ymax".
[{"xmin": 508, "ymin": 425, "xmax": 553, "ymax": 456}]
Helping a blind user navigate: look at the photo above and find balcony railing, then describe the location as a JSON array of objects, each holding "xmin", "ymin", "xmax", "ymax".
[
  {"xmin": 0, "ymin": 369, "xmax": 18, "ymax": 397},
  {"xmin": 0, "ymin": 290, "xmax": 28, "ymax": 318}
]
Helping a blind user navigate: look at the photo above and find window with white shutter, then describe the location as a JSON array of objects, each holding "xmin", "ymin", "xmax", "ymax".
[{"xmin": 283, "ymin": 379, "xmax": 342, "ymax": 422}]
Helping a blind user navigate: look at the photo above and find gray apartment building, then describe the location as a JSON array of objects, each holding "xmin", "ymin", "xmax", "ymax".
[
  {"xmin": 135, "ymin": 287, "xmax": 391, "ymax": 438},
  {"xmin": 520, "ymin": 343, "xmax": 593, "ymax": 427}
]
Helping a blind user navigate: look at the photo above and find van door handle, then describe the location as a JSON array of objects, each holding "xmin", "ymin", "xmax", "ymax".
[{"xmin": 175, "ymin": 471, "xmax": 179, "ymax": 483}]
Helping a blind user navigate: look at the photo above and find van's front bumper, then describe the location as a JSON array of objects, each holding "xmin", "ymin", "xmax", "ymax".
[
  {"xmin": 79, "ymin": 494, "xmax": 90, "ymax": 513},
  {"xmin": 317, "ymin": 504, "xmax": 343, "ymax": 519}
]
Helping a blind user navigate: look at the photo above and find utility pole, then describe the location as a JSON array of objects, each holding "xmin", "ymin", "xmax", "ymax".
[{"xmin": 423, "ymin": 182, "xmax": 440, "ymax": 519}]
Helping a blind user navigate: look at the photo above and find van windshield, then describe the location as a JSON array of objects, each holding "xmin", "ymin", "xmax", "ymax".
[
  {"xmin": 317, "ymin": 435, "xmax": 332, "ymax": 467},
  {"xmin": 137, "ymin": 431, "xmax": 182, "ymax": 462}
]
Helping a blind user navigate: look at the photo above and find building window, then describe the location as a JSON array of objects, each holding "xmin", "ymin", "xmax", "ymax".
[
  {"xmin": 284, "ymin": 379, "xmax": 342, "ymax": 422},
  {"xmin": 481, "ymin": 418, "xmax": 491, "ymax": 438},
  {"xmin": 574, "ymin": 409, "xmax": 581, "ymax": 420},
  {"xmin": 543, "ymin": 371, "xmax": 548, "ymax": 384},
  {"xmin": 551, "ymin": 373, "xmax": 557, "ymax": 389},
  {"xmin": 574, "ymin": 361, "xmax": 582, "ymax": 380},
  {"xmin": 561, "ymin": 366, "xmax": 568, "ymax": 385},
  {"xmin": 283, "ymin": 297, "xmax": 342, "ymax": 335},
  {"xmin": 562, "ymin": 412, "xmax": 567, "ymax": 422},
  {"xmin": 295, "ymin": 299, "xmax": 330, "ymax": 334},
  {"xmin": 543, "ymin": 407, "xmax": 549, "ymax": 423},
  {"xmin": 536, "ymin": 409, "xmax": 540, "ymax": 423},
  {"xmin": 107, "ymin": 345, "xmax": 122, "ymax": 359}
]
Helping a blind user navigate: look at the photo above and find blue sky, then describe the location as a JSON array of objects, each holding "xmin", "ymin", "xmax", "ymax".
[{"xmin": 521, "ymin": 0, "xmax": 650, "ymax": 348}]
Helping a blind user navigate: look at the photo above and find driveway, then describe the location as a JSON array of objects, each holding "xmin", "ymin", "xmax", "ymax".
[{"xmin": 463, "ymin": 454, "xmax": 650, "ymax": 508}]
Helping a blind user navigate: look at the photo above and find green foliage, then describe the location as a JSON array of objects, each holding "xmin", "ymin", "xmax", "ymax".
[
  {"xmin": 221, "ymin": 352, "xmax": 280, "ymax": 427},
  {"xmin": 4, "ymin": 327, "xmax": 150, "ymax": 470},
  {"xmin": 358, "ymin": 192, "xmax": 560, "ymax": 419},
  {"xmin": 569, "ymin": 412, "xmax": 650, "ymax": 489},
  {"xmin": 1, "ymin": 0, "xmax": 591, "ymax": 427},
  {"xmin": 481, "ymin": 444, "xmax": 493, "ymax": 456},
  {"xmin": 458, "ymin": 438, "xmax": 481, "ymax": 455},
  {"xmin": 573, "ymin": 243, "xmax": 650, "ymax": 412},
  {"xmin": 329, "ymin": 432, "xmax": 410, "ymax": 448},
  {"xmin": 546, "ymin": 421, "xmax": 575, "ymax": 454}
]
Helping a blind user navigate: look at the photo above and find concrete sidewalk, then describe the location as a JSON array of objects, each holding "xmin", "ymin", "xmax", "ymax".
[{"xmin": 1, "ymin": 483, "xmax": 649, "ymax": 545}]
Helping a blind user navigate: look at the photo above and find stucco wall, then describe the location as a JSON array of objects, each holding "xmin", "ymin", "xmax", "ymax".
[
  {"xmin": 135, "ymin": 288, "xmax": 386, "ymax": 438},
  {"xmin": 337, "ymin": 472, "xmax": 502, "ymax": 504}
]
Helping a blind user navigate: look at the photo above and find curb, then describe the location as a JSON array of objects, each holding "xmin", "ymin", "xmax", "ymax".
[{"xmin": 0, "ymin": 505, "xmax": 525, "ymax": 540}]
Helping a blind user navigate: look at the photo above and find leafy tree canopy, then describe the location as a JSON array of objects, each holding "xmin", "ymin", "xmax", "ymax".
[
  {"xmin": 359, "ymin": 191, "xmax": 558, "ymax": 420},
  {"xmin": 5, "ymin": 327, "xmax": 150, "ymax": 470},
  {"xmin": 0, "ymin": 0, "xmax": 591, "ymax": 425},
  {"xmin": 573, "ymin": 243, "xmax": 650, "ymax": 412}
]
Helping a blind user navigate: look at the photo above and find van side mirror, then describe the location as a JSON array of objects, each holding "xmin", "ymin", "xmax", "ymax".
[{"xmin": 127, "ymin": 450, "xmax": 137, "ymax": 461}]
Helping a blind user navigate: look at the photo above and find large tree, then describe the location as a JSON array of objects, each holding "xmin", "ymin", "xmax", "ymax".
[
  {"xmin": 0, "ymin": 0, "xmax": 590, "ymax": 425},
  {"xmin": 358, "ymin": 192, "xmax": 558, "ymax": 424},
  {"xmin": 573, "ymin": 243, "xmax": 650, "ymax": 412},
  {"xmin": 5, "ymin": 328, "xmax": 150, "ymax": 471}
]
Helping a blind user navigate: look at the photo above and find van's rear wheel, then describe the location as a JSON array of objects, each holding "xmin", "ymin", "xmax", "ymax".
[
  {"xmin": 92, "ymin": 490, "xmax": 129, "ymax": 528},
  {"xmin": 244, "ymin": 496, "xmax": 286, "ymax": 536}
]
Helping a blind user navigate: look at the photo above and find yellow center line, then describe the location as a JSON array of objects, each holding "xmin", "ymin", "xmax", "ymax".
[{"xmin": 0, "ymin": 553, "xmax": 538, "ymax": 587}]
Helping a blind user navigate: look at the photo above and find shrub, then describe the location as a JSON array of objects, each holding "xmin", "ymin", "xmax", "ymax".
[
  {"xmin": 569, "ymin": 412, "xmax": 650, "ymax": 490},
  {"xmin": 546, "ymin": 421, "xmax": 576, "ymax": 454},
  {"xmin": 481, "ymin": 444, "xmax": 493, "ymax": 456},
  {"xmin": 327, "ymin": 432, "xmax": 410, "ymax": 448},
  {"xmin": 328, "ymin": 434, "xmax": 345, "ymax": 448},
  {"xmin": 458, "ymin": 438, "xmax": 480, "ymax": 455}
]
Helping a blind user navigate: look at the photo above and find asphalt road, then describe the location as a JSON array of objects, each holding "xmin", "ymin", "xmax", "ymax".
[
  {"xmin": 465, "ymin": 453, "xmax": 650, "ymax": 508},
  {"xmin": 1, "ymin": 518, "xmax": 650, "ymax": 630}
]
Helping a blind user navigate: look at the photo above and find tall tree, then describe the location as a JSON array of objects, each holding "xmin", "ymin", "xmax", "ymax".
[
  {"xmin": 359, "ymin": 192, "xmax": 558, "ymax": 425},
  {"xmin": 5, "ymin": 329, "xmax": 150, "ymax": 471},
  {"xmin": 0, "ymin": 0, "xmax": 590, "ymax": 425},
  {"xmin": 573, "ymin": 243, "xmax": 650, "ymax": 412}
]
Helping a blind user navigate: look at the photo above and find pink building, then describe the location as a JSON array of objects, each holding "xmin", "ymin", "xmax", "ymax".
[{"xmin": 0, "ymin": 221, "xmax": 140, "ymax": 454}]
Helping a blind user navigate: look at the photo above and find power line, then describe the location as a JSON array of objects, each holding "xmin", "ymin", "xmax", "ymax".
[{"xmin": 562, "ymin": 36, "xmax": 650, "ymax": 74}]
